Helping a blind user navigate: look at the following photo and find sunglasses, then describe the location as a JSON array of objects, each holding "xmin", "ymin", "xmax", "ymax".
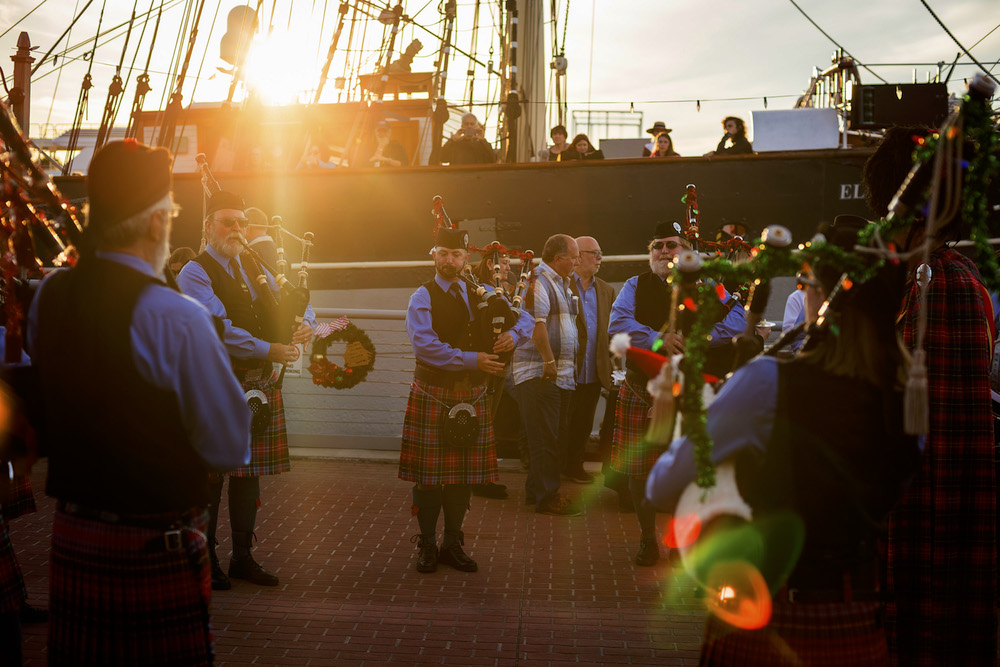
[
  {"xmin": 651, "ymin": 241, "xmax": 681, "ymax": 251},
  {"xmin": 213, "ymin": 215, "xmax": 250, "ymax": 229},
  {"xmin": 581, "ymin": 250, "xmax": 603, "ymax": 259}
]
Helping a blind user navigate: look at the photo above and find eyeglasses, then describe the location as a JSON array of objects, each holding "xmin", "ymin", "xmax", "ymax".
[
  {"xmin": 651, "ymin": 241, "xmax": 681, "ymax": 251},
  {"xmin": 213, "ymin": 215, "xmax": 249, "ymax": 229},
  {"xmin": 161, "ymin": 203, "xmax": 182, "ymax": 220},
  {"xmin": 581, "ymin": 250, "xmax": 603, "ymax": 259}
]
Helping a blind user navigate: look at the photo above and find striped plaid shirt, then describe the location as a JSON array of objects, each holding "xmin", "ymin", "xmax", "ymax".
[{"xmin": 512, "ymin": 261, "xmax": 578, "ymax": 390}]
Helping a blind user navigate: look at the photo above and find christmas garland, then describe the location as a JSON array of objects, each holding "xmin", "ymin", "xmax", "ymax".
[
  {"xmin": 668, "ymin": 86, "xmax": 1000, "ymax": 489},
  {"xmin": 308, "ymin": 323, "xmax": 376, "ymax": 390}
]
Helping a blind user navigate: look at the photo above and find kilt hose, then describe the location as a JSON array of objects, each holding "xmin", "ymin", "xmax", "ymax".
[
  {"xmin": 229, "ymin": 374, "xmax": 290, "ymax": 478},
  {"xmin": 699, "ymin": 600, "xmax": 888, "ymax": 666},
  {"xmin": 0, "ymin": 522, "xmax": 25, "ymax": 615},
  {"xmin": 48, "ymin": 510, "xmax": 213, "ymax": 667},
  {"xmin": 1, "ymin": 475, "xmax": 37, "ymax": 523},
  {"xmin": 399, "ymin": 378, "xmax": 499, "ymax": 486},
  {"xmin": 610, "ymin": 379, "xmax": 665, "ymax": 477}
]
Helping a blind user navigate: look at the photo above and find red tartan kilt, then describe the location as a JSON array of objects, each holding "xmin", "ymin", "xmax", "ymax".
[
  {"xmin": 0, "ymin": 523, "xmax": 25, "ymax": 614},
  {"xmin": 610, "ymin": 380, "xmax": 665, "ymax": 476},
  {"xmin": 700, "ymin": 600, "xmax": 888, "ymax": 666},
  {"xmin": 229, "ymin": 375, "xmax": 290, "ymax": 477},
  {"xmin": 48, "ymin": 510, "xmax": 213, "ymax": 666},
  {"xmin": 1, "ymin": 475, "xmax": 36, "ymax": 522},
  {"xmin": 399, "ymin": 378, "xmax": 498, "ymax": 485}
]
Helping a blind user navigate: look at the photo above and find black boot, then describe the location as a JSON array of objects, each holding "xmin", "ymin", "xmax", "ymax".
[
  {"xmin": 438, "ymin": 531, "xmax": 477, "ymax": 572},
  {"xmin": 209, "ymin": 539, "xmax": 231, "ymax": 591},
  {"xmin": 410, "ymin": 534, "xmax": 439, "ymax": 573},
  {"xmin": 228, "ymin": 531, "xmax": 279, "ymax": 586},
  {"xmin": 635, "ymin": 536, "xmax": 660, "ymax": 567}
]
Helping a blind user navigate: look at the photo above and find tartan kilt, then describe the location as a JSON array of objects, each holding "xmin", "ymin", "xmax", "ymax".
[
  {"xmin": 610, "ymin": 379, "xmax": 665, "ymax": 477},
  {"xmin": 0, "ymin": 523, "xmax": 26, "ymax": 614},
  {"xmin": 399, "ymin": 378, "xmax": 499, "ymax": 485},
  {"xmin": 48, "ymin": 510, "xmax": 213, "ymax": 667},
  {"xmin": 0, "ymin": 475, "xmax": 36, "ymax": 522},
  {"xmin": 229, "ymin": 374, "xmax": 290, "ymax": 477},
  {"xmin": 700, "ymin": 600, "xmax": 887, "ymax": 666}
]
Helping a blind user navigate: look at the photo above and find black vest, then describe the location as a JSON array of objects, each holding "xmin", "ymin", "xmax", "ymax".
[
  {"xmin": 627, "ymin": 272, "xmax": 672, "ymax": 374},
  {"xmin": 36, "ymin": 258, "xmax": 211, "ymax": 513},
  {"xmin": 193, "ymin": 253, "xmax": 276, "ymax": 348},
  {"xmin": 423, "ymin": 279, "xmax": 487, "ymax": 356},
  {"xmin": 735, "ymin": 361, "xmax": 918, "ymax": 579}
]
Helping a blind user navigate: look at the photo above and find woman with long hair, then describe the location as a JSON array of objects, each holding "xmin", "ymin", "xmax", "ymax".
[
  {"xmin": 563, "ymin": 134, "xmax": 605, "ymax": 160},
  {"xmin": 648, "ymin": 131, "xmax": 679, "ymax": 158},
  {"xmin": 712, "ymin": 116, "xmax": 753, "ymax": 155}
]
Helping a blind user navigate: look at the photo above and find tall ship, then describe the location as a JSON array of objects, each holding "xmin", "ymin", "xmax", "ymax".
[{"xmin": 2, "ymin": 0, "xmax": 981, "ymax": 282}]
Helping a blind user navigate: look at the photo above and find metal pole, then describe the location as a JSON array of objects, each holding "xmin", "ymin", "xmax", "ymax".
[{"xmin": 9, "ymin": 32, "xmax": 35, "ymax": 133}]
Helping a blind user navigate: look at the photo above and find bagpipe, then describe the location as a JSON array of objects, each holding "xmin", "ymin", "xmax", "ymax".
[
  {"xmin": 0, "ymin": 98, "xmax": 85, "ymax": 493},
  {"xmin": 195, "ymin": 153, "xmax": 313, "ymax": 350},
  {"xmin": 431, "ymin": 195, "xmax": 533, "ymax": 392}
]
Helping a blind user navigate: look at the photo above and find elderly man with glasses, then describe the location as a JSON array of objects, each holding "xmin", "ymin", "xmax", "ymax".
[
  {"xmin": 177, "ymin": 191, "xmax": 316, "ymax": 591},
  {"xmin": 608, "ymin": 221, "xmax": 749, "ymax": 567}
]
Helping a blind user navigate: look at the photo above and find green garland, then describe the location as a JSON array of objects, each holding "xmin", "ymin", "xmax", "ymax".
[{"xmin": 673, "ymin": 89, "xmax": 999, "ymax": 489}]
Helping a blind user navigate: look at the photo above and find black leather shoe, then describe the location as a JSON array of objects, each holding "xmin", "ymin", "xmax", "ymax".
[
  {"xmin": 211, "ymin": 553, "xmax": 232, "ymax": 591},
  {"xmin": 635, "ymin": 537, "xmax": 660, "ymax": 567},
  {"xmin": 472, "ymin": 482, "xmax": 508, "ymax": 499},
  {"xmin": 411, "ymin": 535, "xmax": 438, "ymax": 573},
  {"xmin": 438, "ymin": 540, "xmax": 478, "ymax": 572},
  {"xmin": 19, "ymin": 602, "xmax": 48, "ymax": 624},
  {"xmin": 229, "ymin": 556, "xmax": 280, "ymax": 586}
]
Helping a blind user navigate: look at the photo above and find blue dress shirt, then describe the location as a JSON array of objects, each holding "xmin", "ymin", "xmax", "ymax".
[
  {"xmin": 645, "ymin": 356, "xmax": 779, "ymax": 510},
  {"xmin": 609, "ymin": 274, "xmax": 747, "ymax": 349},
  {"xmin": 28, "ymin": 251, "xmax": 251, "ymax": 471},
  {"xmin": 575, "ymin": 274, "xmax": 599, "ymax": 384},
  {"xmin": 176, "ymin": 244, "xmax": 316, "ymax": 360},
  {"xmin": 406, "ymin": 274, "xmax": 533, "ymax": 370}
]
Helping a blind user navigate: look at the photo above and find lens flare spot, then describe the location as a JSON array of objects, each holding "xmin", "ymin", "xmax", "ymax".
[
  {"xmin": 704, "ymin": 560, "xmax": 772, "ymax": 630},
  {"xmin": 665, "ymin": 513, "xmax": 702, "ymax": 548}
]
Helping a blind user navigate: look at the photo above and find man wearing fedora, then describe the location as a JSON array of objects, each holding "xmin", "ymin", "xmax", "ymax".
[
  {"xmin": 29, "ymin": 139, "xmax": 250, "ymax": 665},
  {"xmin": 177, "ymin": 191, "xmax": 316, "ymax": 591}
]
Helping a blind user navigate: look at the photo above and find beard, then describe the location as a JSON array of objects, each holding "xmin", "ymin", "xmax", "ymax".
[
  {"xmin": 649, "ymin": 256, "xmax": 673, "ymax": 277},
  {"xmin": 152, "ymin": 234, "xmax": 170, "ymax": 279},
  {"xmin": 208, "ymin": 227, "xmax": 245, "ymax": 258},
  {"xmin": 435, "ymin": 258, "xmax": 465, "ymax": 281}
]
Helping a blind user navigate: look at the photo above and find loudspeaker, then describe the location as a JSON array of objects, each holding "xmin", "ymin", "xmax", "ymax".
[{"xmin": 851, "ymin": 83, "xmax": 950, "ymax": 130}]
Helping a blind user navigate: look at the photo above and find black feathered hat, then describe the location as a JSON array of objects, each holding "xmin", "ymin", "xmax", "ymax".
[
  {"xmin": 206, "ymin": 190, "xmax": 246, "ymax": 217},
  {"xmin": 86, "ymin": 139, "xmax": 171, "ymax": 231},
  {"xmin": 435, "ymin": 226, "xmax": 469, "ymax": 250}
]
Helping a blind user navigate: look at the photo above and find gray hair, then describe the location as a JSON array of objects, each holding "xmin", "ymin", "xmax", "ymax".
[{"xmin": 98, "ymin": 193, "xmax": 174, "ymax": 248}]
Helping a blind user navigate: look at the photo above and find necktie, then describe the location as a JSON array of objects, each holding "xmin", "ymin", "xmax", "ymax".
[{"xmin": 230, "ymin": 259, "xmax": 251, "ymax": 297}]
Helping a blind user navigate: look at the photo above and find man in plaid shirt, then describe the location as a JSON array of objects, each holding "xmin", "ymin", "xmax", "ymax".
[{"xmin": 512, "ymin": 234, "xmax": 582, "ymax": 516}]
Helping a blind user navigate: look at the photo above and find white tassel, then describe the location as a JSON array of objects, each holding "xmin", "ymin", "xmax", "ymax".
[
  {"xmin": 610, "ymin": 332, "xmax": 631, "ymax": 357},
  {"xmin": 904, "ymin": 348, "xmax": 929, "ymax": 435}
]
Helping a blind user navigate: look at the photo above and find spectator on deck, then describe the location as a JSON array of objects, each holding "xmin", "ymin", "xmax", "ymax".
[
  {"xmin": 562, "ymin": 134, "xmax": 604, "ymax": 161},
  {"xmin": 648, "ymin": 131, "xmax": 679, "ymax": 158},
  {"xmin": 361, "ymin": 121, "xmax": 409, "ymax": 168},
  {"xmin": 538, "ymin": 125, "xmax": 571, "ymax": 162},
  {"xmin": 642, "ymin": 121, "xmax": 671, "ymax": 156},
  {"xmin": 708, "ymin": 116, "xmax": 753, "ymax": 156},
  {"xmin": 441, "ymin": 113, "xmax": 497, "ymax": 165}
]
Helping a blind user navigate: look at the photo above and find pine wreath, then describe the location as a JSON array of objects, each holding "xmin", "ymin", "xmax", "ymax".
[{"xmin": 309, "ymin": 323, "xmax": 376, "ymax": 390}]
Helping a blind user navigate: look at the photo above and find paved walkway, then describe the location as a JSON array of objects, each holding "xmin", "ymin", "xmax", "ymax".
[{"xmin": 12, "ymin": 458, "xmax": 706, "ymax": 666}]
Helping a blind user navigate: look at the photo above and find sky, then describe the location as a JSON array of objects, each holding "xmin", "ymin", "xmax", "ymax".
[{"xmin": 0, "ymin": 0, "xmax": 997, "ymax": 156}]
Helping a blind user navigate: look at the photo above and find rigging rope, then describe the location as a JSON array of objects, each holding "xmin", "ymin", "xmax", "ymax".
[
  {"xmin": 126, "ymin": 0, "xmax": 166, "ymax": 139},
  {"xmin": 786, "ymin": 0, "xmax": 888, "ymax": 84},
  {"xmin": 918, "ymin": 0, "xmax": 1000, "ymax": 86},
  {"xmin": 0, "ymin": 0, "xmax": 51, "ymax": 41},
  {"xmin": 63, "ymin": 0, "xmax": 108, "ymax": 175}
]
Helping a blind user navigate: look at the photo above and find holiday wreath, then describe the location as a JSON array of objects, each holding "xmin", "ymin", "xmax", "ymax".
[{"xmin": 309, "ymin": 321, "xmax": 376, "ymax": 390}]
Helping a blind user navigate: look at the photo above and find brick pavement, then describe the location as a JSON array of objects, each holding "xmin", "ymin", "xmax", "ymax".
[{"xmin": 11, "ymin": 458, "xmax": 707, "ymax": 666}]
